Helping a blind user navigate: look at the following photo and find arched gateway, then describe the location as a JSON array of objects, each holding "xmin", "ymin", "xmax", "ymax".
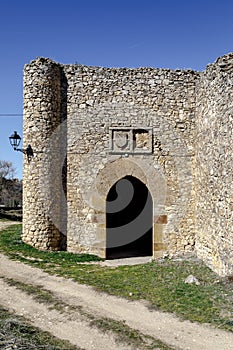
[
  {"xmin": 106, "ymin": 176, "xmax": 153, "ymax": 259},
  {"xmin": 23, "ymin": 55, "xmax": 233, "ymax": 276}
]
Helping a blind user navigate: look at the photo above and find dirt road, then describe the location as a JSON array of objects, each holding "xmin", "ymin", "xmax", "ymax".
[
  {"xmin": 0, "ymin": 251, "xmax": 233, "ymax": 350},
  {"xmin": 0, "ymin": 222, "xmax": 232, "ymax": 349}
]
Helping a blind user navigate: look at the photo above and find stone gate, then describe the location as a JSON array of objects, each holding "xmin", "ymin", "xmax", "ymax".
[{"xmin": 23, "ymin": 53, "xmax": 233, "ymax": 276}]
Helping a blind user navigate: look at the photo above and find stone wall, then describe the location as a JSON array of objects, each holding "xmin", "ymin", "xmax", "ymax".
[
  {"xmin": 196, "ymin": 53, "xmax": 233, "ymax": 276},
  {"xmin": 23, "ymin": 54, "xmax": 233, "ymax": 276},
  {"xmin": 62, "ymin": 64, "xmax": 198, "ymax": 257}
]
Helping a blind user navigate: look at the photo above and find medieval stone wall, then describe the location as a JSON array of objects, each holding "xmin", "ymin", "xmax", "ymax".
[
  {"xmin": 196, "ymin": 54, "xmax": 233, "ymax": 276},
  {"xmin": 23, "ymin": 54, "xmax": 233, "ymax": 276},
  {"xmin": 63, "ymin": 64, "xmax": 198, "ymax": 257}
]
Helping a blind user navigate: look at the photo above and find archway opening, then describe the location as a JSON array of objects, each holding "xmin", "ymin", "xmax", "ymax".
[{"xmin": 106, "ymin": 175, "xmax": 153, "ymax": 259}]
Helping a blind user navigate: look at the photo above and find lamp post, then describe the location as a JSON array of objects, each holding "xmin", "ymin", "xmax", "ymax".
[{"xmin": 9, "ymin": 131, "xmax": 34, "ymax": 162}]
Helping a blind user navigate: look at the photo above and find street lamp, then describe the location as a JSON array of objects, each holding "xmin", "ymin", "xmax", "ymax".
[{"xmin": 9, "ymin": 131, "xmax": 34, "ymax": 162}]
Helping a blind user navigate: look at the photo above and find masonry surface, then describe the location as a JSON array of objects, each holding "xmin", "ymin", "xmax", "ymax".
[{"xmin": 23, "ymin": 53, "xmax": 233, "ymax": 276}]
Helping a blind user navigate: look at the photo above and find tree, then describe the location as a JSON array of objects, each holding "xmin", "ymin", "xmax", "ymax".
[
  {"xmin": 0, "ymin": 160, "xmax": 22, "ymax": 207},
  {"xmin": 0, "ymin": 160, "xmax": 16, "ymax": 179}
]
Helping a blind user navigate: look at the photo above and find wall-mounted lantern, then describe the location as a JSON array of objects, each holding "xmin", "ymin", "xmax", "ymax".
[{"xmin": 9, "ymin": 131, "xmax": 34, "ymax": 162}]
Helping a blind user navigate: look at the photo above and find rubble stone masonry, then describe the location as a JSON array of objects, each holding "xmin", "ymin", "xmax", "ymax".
[{"xmin": 23, "ymin": 53, "xmax": 233, "ymax": 276}]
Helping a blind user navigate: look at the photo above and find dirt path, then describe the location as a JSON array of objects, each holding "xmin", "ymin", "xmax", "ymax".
[
  {"xmin": 0, "ymin": 221, "xmax": 20, "ymax": 230},
  {"xmin": 0, "ymin": 253, "xmax": 233, "ymax": 350},
  {"xmin": 0, "ymin": 222, "xmax": 232, "ymax": 349},
  {"xmin": 0, "ymin": 277, "xmax": 129, "ymax": 350}
]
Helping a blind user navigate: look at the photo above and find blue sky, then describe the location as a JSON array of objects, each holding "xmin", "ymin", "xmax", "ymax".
[{"xmin": 1, "ymin": 0, "xmax": 233, "ymax": 178}]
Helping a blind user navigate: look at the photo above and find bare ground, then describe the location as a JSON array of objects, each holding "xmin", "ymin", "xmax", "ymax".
[{"xmin": 0, "ymin": 223, "xmax": 233, "ymax": 349}]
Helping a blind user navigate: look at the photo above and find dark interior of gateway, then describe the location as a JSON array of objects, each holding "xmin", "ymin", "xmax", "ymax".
[{"xmin": 106, "ymin": 175, "xmax": 153, "ymax": 259}]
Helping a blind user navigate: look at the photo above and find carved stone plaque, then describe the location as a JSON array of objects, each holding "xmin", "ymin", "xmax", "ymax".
[
  {"xmin": 114, "ymin": 131, "xmax": 130, "ymax": 150},
  {"xmin": 109, "ymin": 127, "xmax": 152, "ymax": 154}
]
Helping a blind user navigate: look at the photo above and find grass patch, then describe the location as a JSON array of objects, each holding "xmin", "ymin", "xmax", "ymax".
[
  {"xmin": 0, "ymin": 225, "xmax": 233, "ymax": 332},
  {"xmin": 0, "ymin": 224, "xmax": 102, "ymax": 263},
  {"xmin": 0, "ymin": 306, "xmax": 81, "ymax": 349}
]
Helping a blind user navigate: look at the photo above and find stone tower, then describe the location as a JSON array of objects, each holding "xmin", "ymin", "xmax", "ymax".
[{"xmin": 23, "ymin": 58, "xmax": 67, "ymax": 250}]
